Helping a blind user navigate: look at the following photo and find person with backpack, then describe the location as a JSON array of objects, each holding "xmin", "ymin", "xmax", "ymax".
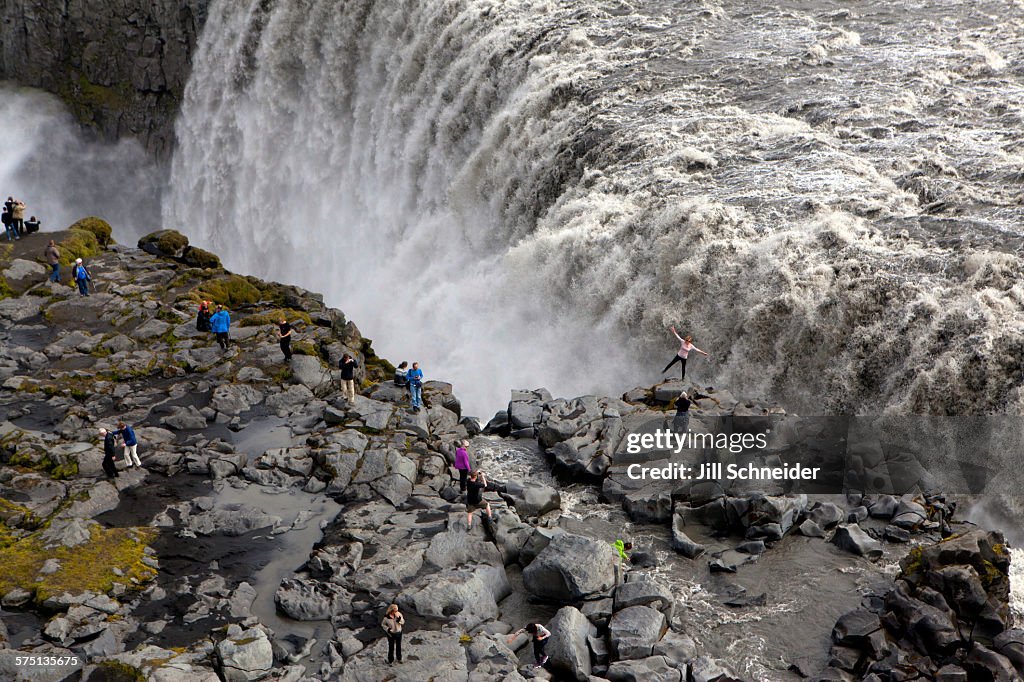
[
  {"xmin": 454, "ymin": 440, "xmax": 472, "ymax": 492},
  {"xmin": 661, "ymin": 326, "xmax": 710, "ymax": 381},
  {"xmin": 98, "ymin": 428, "xmax": 119, "ymax": 480},
  {"xmin": 117, "ymin": 421, "xmax": 143, "ymax": 468},
  {"xmin": 507, "ymin": 623, "xmax": 551, "ymax": 668},
  {"xmin": 209, "ymin": 305, "xmax": 231, "ymax": 350},
  {"xmin": 407, "ymin": 362, "xmax": 424, "ymax": 411},
  {"xmin": 394, "ymin": 361, "xmax": 409, "ymax": 387},
  {"xmin": 196, "ymin": 301, "xmax": 212, "ymax": 332},
  {"xmin": 339, "ymin": 353, "xmax": 358, "ymax": 402},
  {"xmin": 72, "ymin": 258, "xmax": 92, "ymax": 296},
  {"xmin": 278, "ymin": 318, "xmax": 293, "ymax": 361},
  {"xmin": 381, "ymin": 603, "xmax": 405, "ymax": 665},
  {"xmin": 44, "ymin": 241, "xmax": 60, "ymax": 282}
]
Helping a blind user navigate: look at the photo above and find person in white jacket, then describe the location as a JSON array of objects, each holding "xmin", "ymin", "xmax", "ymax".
[{"xmin": 507, "ymin": 622, "xmax": 551, "ymax": 668}]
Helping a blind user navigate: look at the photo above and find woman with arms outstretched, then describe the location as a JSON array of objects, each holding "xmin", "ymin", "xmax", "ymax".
[{"xmin": 662, "ymin": 326, "xmax": 709, "ymax": 380}]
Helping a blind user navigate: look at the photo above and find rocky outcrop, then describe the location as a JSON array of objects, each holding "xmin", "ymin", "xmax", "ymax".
[{"xmin": 0, "ymin": 0, "xmax": 210, "ymax": 158}]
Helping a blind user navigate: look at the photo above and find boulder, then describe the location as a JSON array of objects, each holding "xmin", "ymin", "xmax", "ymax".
[
  {"xmin": 614, "ymin": 580, "xmax": 674, "ymax": 616},
  {"xmin": 211, "ymin": 384, "xmax": 265, "ymax": 415},
  {"xmin": 670, "ymin": 516, "xmax": 706, "ymax": 558},
  {"xmin": 609, "ymin": 605, "xmax": 667, "ymax": 660},
  {"xmin": 523, "ymin": 533, "xmax": 616, "ymax": 602},
  {"xmin": 607, "ymin": 655, "xmax": 684, "ymax": 682},
  {"xmin": 546, "ymin": 606, "xmax": 595, "ymax": 681},
  {"xmin": 503, "ymin": 481, "xmax": 561, "ymax": 517},
  {"xmin": 274, "ymin": 579, "xmax": 351, "ymax": 620},
  {"xmin": 830, "ymin": 524, "xmax": 883, "ymax": 560},
  {"xmin": 215, "ymin": 627, "xmax": 273, "ymax": 681}
]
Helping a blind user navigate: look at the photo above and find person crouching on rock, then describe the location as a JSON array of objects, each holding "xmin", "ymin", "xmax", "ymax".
[
  {"xmin": 455, "ymin": 439, "xmax": 471, "ymax": 492},
  {"xmin": 661, "ymin": 326, "xmax": 709, "ymax": 381},
  {"xmin": 381, "ymin": 603, "xmax": 405, "ymax": 664},
  {"xmin": 210, "ymin": 305, "xmax": 231, "ymax": 350},
  {"xmin": 98, "ymin": 428, "xmax": 119, "ymax": 480},
  {"xmin": 196, "ymin": 300, "xmax": 212, "ymax": 333},
  {"xmin": 507, "ymin": 623, "xmax": 551, "ymax": 669},
  {"xmin": 465, "ymin": 470, "xmax": 492, "ymax": 529},
  {"xmin": 339, "ymin": 353, "xmax": 358, "ymax": 402},
  {"xmin": 394, "ymin": 361, "xmax": 409, "ymax": 387},
  {"xmin": 278, "ymin": 318, "xmax": 293, "ymax": 361}
]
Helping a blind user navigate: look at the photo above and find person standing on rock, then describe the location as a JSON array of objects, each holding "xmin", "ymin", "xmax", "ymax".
[
  {"xmin": 196, "ymin": 301, "xmax": 212, "ymax": 333},
  {"xmin": 11, "ymin": 198, "xmax": 25, "ymax": 236},
  {"xmin": 117, "ymin": 421, "xmax": 143, "ymax": 469},
  {"xmin": 278, "ymin": 318, "xmax": 293, "ymax": 361},
  {"xmin": 44, "ymin": 240, "xmax": 61, "ymax": 282},
  {"xmin": 210, "ymin": 305, "xmax": 231, "ymax": 350},
  {"xmin": 454, "ymin": 440, "xmax": 472, "ymax": 492},
  {"xmin": 465, "ymin": 470, "xmax": 492, "ymax": 529},
  {"xmin": 339, "ymin": 353, "xmax": 358, "ymax": 402},
  {"xmin": 381, "ymin": 603, "xmax": 405, "ymax": 664},
  {"xmin": 507, "ymin": 623, "xmax": 551, "ymax": 668},
  {"xmin": 98, "ymin": 428, "xmax": 119, "ymax": 480},
  {"xmin": 407, "ymin": 362, "xmax": 424, "ymax": 411},
  {"xmin": 2, "ymin": 205, "xmax": 15, "ymax": 242},
  {"xmin": 613, "ymin": 539, "xmax": 633, "ymax": 584},
  {"xmin": 661, "ymin": 326, "xmax": 709, "ymax": 381},
  {"xmin": 72, "ymin": 258, "xmax": 92, "ymax": 296},
  {"xmin": 394, "ymin": 361, "xmax": 409, "ymax": 388},
  {"xmin": 672, "ymin": 391, "xmax": 692, "ymax": 434}
]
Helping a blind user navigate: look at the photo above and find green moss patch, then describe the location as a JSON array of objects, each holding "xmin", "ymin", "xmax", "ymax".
[
  {"xmin": 194, "ymin": 275, "xmax": 263, "ymax": 307},
  {"xmin": 0, "ymin": 526, "xmax": 157, "ymax": 605},
  {"xmin": 58, "ymin": 229, "xmax": 103, "ymax": 266},
  {"xmin": 90, "ymin": 660, "xmax": 146, "ymax": 682},
  {"xmin": 68, "ymin": 217, "xmax": 113, "ymax": 247},
  {"xmin": 180, "ymin": 246, "xmax": 222, "ymax": 270},
  {"xmin": 240, "ymin": 309, "xmax": 313, "ymax": 328}
]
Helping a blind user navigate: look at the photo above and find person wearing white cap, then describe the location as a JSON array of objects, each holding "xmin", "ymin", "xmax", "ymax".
[
  {"xmin": 98, "ymin": 428, "xmax": 119, "ymax": 479},
  {"xmin": 72, "ymin": 258, "xmax": 92, "ymax": 296}
]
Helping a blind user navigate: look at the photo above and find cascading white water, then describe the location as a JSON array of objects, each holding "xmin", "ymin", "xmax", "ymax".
[
  {"xmin": 0, "ymin": 85, "xmax": 160, "ymax": 236},
  {"xmin": 167, "ymin": 0, "xmax": 1024, "ymax": 416}
]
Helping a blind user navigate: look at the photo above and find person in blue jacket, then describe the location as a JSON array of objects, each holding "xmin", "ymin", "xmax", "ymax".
[
  {"xmin": 117, "ymin": 421, "xmax": 143, "ymax": 468},
  {"xmin": 72, "ymin": 258, "xmax": 92, "ymax": 296},
  {"xmin": 210, "ymin": 305, "xmax": 231, "ymax": 350},
  {"xmin": 407, "ymin": 362, "xmax": 424, "ymax": 411}
]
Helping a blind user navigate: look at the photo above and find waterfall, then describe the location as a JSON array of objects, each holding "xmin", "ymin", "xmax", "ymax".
[{"xmin": 167, "ymin": 0, "xmax": 1024, "ymax": 416}]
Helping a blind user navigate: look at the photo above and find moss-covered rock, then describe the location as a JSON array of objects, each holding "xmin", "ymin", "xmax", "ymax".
[
  {"xmin": 58, "ymin": 229, "xmax": 102, "ymax": 266},
  {"xmin": 195, "ymin": 275, "xmax": 263, "ymax": 307},
  {"xmin": 138, "ymin": 229, "xmax": 189, "ymax": 258},
  {"xmin": 0, "ymin": 526, "xmax": 157, "ymax": 605},
  {"xmin": 69, "ymin": 217, "xmax": 114, "ymax": 247},
  {"xmin": 180, "ymin": 245, "xmax": 222, "ymax": 270},
  {"xmin": 87, "ymin": 660, "xmax": 146, "ymax": 682},
  {"xmin": 239, "ymin": 309, "xmax": 313, "ymax": 328}
]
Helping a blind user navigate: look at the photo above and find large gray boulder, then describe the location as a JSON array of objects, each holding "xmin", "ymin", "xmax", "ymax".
[
  {"xmin": 215, "ymin": 627, "xmax": 273, "ymax": 681},
  {"xmin": 400, "ymin": 566, "xmax": 508, "ymax": 630},
  {"xmin": 523, "ymin": 533, "xmax": 616, "ymax": 602},
  {"xmin": 503, "ymin": 481, "xmax": 561, "ymax": 517},
  {"xmin": 830, "ymin": 523, "xmax": 883, "ymax": 560},
  {"xmin": 546, "ymin": 606, "xmax": 596, "ymax": 681},
  {"xmin": 607, "ymin": 655, "xmax": 684, "ymax": 682},
  {"xmin": 609, "ymin": 605, "xmax": 668, "ymax": 660},
  {"xmin": 274, "ymin": 579, "xmax": 351, "ymax": 621}
]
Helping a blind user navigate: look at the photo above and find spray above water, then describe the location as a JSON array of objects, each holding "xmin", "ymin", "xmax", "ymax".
[
  {"xmin": 0, "ymin": 85, "xmax": 160, "ymax": 237},
  {"xmin": 168, "ymin": 0, "xmax": 1024, "ymax": 416}
]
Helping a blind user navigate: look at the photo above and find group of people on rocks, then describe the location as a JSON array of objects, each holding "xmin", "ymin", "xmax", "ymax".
[
  {"xmin": 39, "ymin": 238, "xmax": 93, "ymax": 294},
  {"xmin": 97, "ymin": 422, "xmax": 143, "ymax": 479},
  {"xmin": 2, "ymin": 196, "xmax": 40, "ymax": 241},
  {"xmin": 393, "ymin": 361, "xmax": 424, "ymax": 410},
  {"xmin": 195, "ymin": 301, "xmax": 232, "ymax": 350}
]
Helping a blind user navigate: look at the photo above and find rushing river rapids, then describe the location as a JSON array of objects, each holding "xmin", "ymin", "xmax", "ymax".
[{"xmin": 165, "ymin": 0, "xmax": 1024, "ymax": 415}]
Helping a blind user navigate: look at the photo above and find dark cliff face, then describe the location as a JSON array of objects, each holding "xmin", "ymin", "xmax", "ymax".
[{"xmin": 0, "ymin": 0, "xmax": 210, "ymax": 160}]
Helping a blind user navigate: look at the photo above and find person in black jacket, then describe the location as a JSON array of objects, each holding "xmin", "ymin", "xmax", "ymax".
[
  {"xmin": 278, "ymin": 318, "xmax": 293, "ymax": 360},
  {"xmin": 98, "ymin": 428, "xmax": 119, "ymax": 480},
  {"xmin": 339, "ymin": 353, "xmax": 358, "ymax": 402}
]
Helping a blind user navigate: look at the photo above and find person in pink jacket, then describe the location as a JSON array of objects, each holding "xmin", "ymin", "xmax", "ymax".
[
  {"xmin": 661, "ymin": 326, "xmax": 709, "ymax": 380},
  {"xmin": 454, "ymin": 440, "xmax": 471, "ymax": 492}
]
